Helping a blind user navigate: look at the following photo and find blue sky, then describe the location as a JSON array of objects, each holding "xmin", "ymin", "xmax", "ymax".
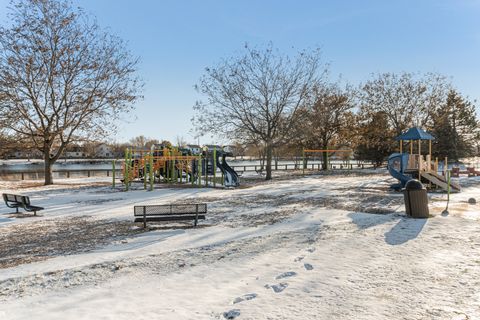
[{"xmin": 0, "ymin": 0, "xmax": 479, "ymax": 144}]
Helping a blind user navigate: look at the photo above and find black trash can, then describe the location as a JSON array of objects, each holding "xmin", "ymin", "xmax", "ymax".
[{"xmin": 403, "ymin": 179, "xmax": 429, "ymax": 218}]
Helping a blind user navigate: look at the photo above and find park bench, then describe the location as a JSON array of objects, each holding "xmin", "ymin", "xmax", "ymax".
[
  {"xmin": 134, "ymin": 203, "xmax": 207, "ymax": 228},
  {"xmin": 2, "ymin": 193, "xmax": 44, "ymax": 216},
  {"xmin": 451, "ymin": 167, "xmax": 480, "ymax": 178}
]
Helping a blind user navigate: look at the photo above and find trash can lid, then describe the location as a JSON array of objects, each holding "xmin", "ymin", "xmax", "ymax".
[{"xmin": 405, "ymin": 179, "xmax": 425, "ymax": 190}]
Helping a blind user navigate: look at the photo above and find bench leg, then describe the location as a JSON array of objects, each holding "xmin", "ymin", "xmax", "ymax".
[
  {"xmin": 16, "ymin": 207, "xmax": 18, "ymax": 213},
  {"xmin": 143, "ymin": 207, "xmax": 147, "ymax": 229},
  {"xmin": 34, "ymin": 210, "xmax": 36, "ymax": 216},
  {"xmin": 194, "ymin": 214, "xmax": 199, "ymax": 227}
]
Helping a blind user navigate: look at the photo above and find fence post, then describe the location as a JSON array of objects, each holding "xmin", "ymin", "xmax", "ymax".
[
  {"xmin": 197, "ymin": 155, "xmax": 202, "ymax": 187},
  {"xmin": 112, "ymin": 160, "xmax": 115, "ymax": 188},
  {"xmin": 213, "ymin": 147, "xmax": 217, "ymax": 188},
  {"xmin": 302, "ymin": 149, "xmax": 305, "ymax": 175}
]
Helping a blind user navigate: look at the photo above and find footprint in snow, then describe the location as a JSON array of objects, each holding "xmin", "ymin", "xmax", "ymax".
[
  {"xmin": 265, "ymin": 283, "xmax": 289, "ymax": 293},
  {"xmin": 275, "ymin": 271, "xmax": 297, "ymax": 280},
  {"xmin": 294, "ymin": 256, "xmax": 304, "ymax": 262},
  {"xmin": 223, "ymin": 309, "xmax": 241, "ymax": 319},
  {"xmin": 304, "ymin": 263, "xmax": 314, "ymax": 271},
  {"xmin": 233, "ymin": 293, "xmax": 257, "ymax": 304},
  {"xmin": 306, "ymin": 248, "xmax": 316, "ymax": 253}
]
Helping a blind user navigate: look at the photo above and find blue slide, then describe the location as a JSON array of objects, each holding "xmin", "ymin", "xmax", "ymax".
[{"xmin": 387, "ymin": 153, "xmax": 412, "ymax": 190}]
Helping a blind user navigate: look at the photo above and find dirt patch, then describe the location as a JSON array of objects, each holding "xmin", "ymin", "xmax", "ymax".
[
  {"xmin": 0, "ymin": 216, "xmax": 146, "ymax": 269},
  {"xmin": 212, "ymin": 191, "xmax": 403, "ymax": 216}
]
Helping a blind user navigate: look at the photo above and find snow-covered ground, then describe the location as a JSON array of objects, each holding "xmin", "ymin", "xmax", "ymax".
[{"xmin": 0, "ymin": 171, "xmax": 479, "ymax": 320}]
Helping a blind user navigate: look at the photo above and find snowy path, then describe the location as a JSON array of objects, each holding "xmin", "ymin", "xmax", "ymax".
[{"xmin": 1, "ymin": 172, "xmax": 480, "ymax": 319}]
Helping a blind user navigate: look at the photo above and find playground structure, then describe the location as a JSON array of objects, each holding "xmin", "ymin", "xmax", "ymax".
[
  {"xmin": 387, "ymin": 127, "xmax": 461, "ymax": 192},
  {"xmin": 119, "ymin": 145, "xmax": 239, "ymax": 191},
  {"xmin": 301, "ymin": 149, "xmax": 353, "ymax": 174}
]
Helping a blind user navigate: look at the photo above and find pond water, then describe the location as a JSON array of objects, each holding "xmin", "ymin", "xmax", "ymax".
[{"xmin": 0, "ymin": 160, "xmax": 116, "ymax": 173}]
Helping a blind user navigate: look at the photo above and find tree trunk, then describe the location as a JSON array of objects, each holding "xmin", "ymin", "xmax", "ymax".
[
  {"xmin": 44, "ymin": 153, "xmax": 54, "ymax": 185},
  {"xmin": 322, "ymin": 151, "xmax": 328, "ymax": 170},
  {"xmin": 265, "ymin": 143, "xmax": 273, "ymax": 180}
]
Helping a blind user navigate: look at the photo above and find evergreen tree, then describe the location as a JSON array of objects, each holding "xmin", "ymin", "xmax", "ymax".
[{"xmin": 431, "ymin": 90, "xmax": 478, "ymax": 161}]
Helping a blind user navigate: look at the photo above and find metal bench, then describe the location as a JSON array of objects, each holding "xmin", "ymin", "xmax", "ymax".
[
  {"xmin": 2, "ymin": 193, "xmax": 44, "ymax": 216},
  {"xmin": 134, "ymin": 203, "xmax": 207, "ymax": 228}
]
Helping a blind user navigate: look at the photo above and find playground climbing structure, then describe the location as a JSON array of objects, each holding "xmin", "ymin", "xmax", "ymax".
[
  {"xmin": 120, "ymin": 145, "xmax": 239, "ymax": 191},
  {"xmin": 387, "ymin": 127, "xmax": 461, "ymax": 192}
]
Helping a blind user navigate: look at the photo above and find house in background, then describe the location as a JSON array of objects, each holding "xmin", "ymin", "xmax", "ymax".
[
  {"xmin": 186, "ymin": 144, "xmax": 202, "ymax": 155},
  {"xmin": 10, "ymin": 149, "xmax": 42, "ymax": 159},
  {"xmin": 64, "ymin": 145, "xmax": 87, "ymax": 159},
  {"xmin": 94, "ymin": 143, "xmax": 113, "ymax": 158},
  {"xmin": 223, "ymin": 145, "xmax": 238, "ymax": 155},
  {"xmin": 204, "ymin": 145, "xmax": 223, "ymax": 153}
]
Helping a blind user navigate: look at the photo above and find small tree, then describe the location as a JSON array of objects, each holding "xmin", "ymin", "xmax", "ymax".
[
  {"xmin": 0, "ymin": 0, "xmax": 142, "ymax": 185},
  {"xmin": 194, "ymin": 44, "xmax": 326, "ymax": 180}
]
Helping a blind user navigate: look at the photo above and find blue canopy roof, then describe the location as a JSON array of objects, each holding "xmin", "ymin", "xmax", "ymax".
[{"xmin": 395, "ymin": 127, "xmax": 435, "ymax": 141}]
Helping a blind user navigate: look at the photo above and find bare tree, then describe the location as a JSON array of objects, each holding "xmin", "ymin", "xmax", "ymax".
[
  {"xmin": 0, "ymin": 131, "xmax": 16, "ymax": 159},
  {"xmin": 358, "ymin": 72, "xmax": 449, "ymax": 135},
  {"xmin": 193, "ymin": 44, "xmax": 326, "ymax": 180},
  {"xmin": 301, "ymin": 83, "xmax": 354, "ymax": 169},
  {"xmin": 175, "ymin": 135, "xmax": 187, "ymax": 147},
  {"xmin": 0, "ymin": 0, "xmax": 142, "ymax": 185},
  {"xmin": 128, "ymin": 135, "xmax": 148, "ymax": 149}
]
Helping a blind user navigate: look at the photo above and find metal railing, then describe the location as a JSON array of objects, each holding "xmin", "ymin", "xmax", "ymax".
[{"xmin": 0, "ymin": 161, "xmax": 377, "ymax": 181}]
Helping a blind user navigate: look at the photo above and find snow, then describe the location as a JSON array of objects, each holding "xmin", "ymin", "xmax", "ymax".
[{"xmin": 1, "ymin": 171, "xmax": 480, "ymax": 319}]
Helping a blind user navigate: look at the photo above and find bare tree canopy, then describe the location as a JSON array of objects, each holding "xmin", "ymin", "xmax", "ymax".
[
  {"xmin": 359, "ymin": 72, "xmax": 450, "ymax": 135},
  {"xmin": 0, "ymin": 0, "xmax": 142, "ymax": 184},
  {"xmin": 193, "ymin": 44, "xmax": 327, "ymax": 179},
  {"xmin": 299, "ymin": 83, "xmax": 355, "ymax": 169}
]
